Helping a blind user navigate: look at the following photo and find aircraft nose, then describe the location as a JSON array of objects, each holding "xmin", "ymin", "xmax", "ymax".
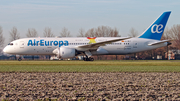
[
  {"xmin": 3, "ymin": 47, "xmax": 8, "ymax": 53},
  {"xmin": 3, "ymin": 46, "xmax": 10, "ymax": 54}
]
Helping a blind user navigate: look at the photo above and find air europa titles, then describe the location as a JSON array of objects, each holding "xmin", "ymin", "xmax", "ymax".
[{"xmin": 28, "ymin": 39, "xmax": 68, "ymax": 47}]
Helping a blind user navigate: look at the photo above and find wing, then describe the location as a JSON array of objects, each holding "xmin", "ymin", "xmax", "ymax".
[
  {"xmin": 76, "ymin": 37, "xmax": 131, "ymax": 50},
  {"xmin": 148, "ymin": 40, "xmax": 171, "ymax": 46}
]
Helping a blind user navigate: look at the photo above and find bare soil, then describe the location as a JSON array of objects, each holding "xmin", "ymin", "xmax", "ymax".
[{"xmin": 0, "ymin": 73, "xmax": 180, "ymax": 100}]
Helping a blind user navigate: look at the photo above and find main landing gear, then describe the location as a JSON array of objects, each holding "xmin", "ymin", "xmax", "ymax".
[{"xmin": 83, "ymin": 56, "xmax": 94, "ymax": 61}]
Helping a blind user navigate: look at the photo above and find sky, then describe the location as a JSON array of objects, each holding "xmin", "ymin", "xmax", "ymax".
[{"xmin": 0, "ymin": 0, "xmax": 180, "ymax": 47}]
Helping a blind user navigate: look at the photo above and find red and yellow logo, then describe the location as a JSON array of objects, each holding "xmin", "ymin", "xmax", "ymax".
[{"xmin": 87, "ymin": 37, "xmax": 96, "ymax": 44}]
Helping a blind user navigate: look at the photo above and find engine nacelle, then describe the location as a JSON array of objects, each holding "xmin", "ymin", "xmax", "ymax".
[{"xmin": 53, "ymin": 47, "xmax": 75, "ymax": 59}]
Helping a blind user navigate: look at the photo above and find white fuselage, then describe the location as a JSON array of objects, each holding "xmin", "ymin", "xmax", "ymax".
[
  {"xmin": 3, "ymin": 37, "xmax": 167, "ymax": 56},
  {"xmin": 3, "ymin": 11, "xmax": 171, "ymax": 58}
]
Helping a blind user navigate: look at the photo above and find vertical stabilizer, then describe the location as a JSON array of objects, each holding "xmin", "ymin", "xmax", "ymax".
[{"xmin": 138, "ymin": 11, "xmax": 171, "ymax": 40}]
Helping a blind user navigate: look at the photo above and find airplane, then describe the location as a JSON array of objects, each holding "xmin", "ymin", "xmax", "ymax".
[{"xmin": 3, "ymin": 11, "xmax": 171, "ymax": 61}]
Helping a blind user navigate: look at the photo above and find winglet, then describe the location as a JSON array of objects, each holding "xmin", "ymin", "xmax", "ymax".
[{"xmin": 138, "ymin": 11, "xmax": 171, "ymax": 40}]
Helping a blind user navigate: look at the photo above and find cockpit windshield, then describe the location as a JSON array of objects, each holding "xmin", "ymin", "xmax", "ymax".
[{"xmin": 8, "ymin": 43, "xmax": 13, "ymax": 45}]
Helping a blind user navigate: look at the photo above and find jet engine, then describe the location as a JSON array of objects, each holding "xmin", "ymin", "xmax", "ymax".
[{"xmin": 53, "ymin": 47, "xmax": 76, "ymax": 59}]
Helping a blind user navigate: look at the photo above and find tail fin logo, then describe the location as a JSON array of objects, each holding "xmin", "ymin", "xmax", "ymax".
[{"xmin": 151, "ymin": 24, "xmax": 163, "ymax": 33}]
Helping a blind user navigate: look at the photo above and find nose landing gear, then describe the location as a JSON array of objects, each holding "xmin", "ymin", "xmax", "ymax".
[
  {"xmin": 18, "ymin": 57, "xmax": 22, "ymax": 61},
  {"xmin": 16, "ymin": 55, "xmax": 22, "ymax": 61}
]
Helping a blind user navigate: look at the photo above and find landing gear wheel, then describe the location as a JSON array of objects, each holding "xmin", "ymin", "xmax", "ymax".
[
  {"xmin": 83, "ymin": 57, "xmax": 87, "ymax": 61},
  {"xmin": 83, "ymin": 57, "xmax": 94, "ymax": 61},
  {"xmin": 83, "ymin": 55, "xmax": 94, "ymax": 61},
  {"xmin": 84, "ymin": 58, "xmax": 87, "ymax": 61},
  {"xmin": 18, "ymin": 57, "xmax": 22, "ymax": 61},
  {"xmin": 89, "ymin": 57, "xmax": 94, "ymax": 61}
]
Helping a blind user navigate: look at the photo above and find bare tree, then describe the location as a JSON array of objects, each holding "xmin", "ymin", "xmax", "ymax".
[
  {"xmin": 128, "ymin": 27, "xmax": 138, "ymax": 37},
  {"xmin": 77, "ymin": 28, "xmax": 85, "ymax": 37},
  {"xmin": 43, "ymin": 27, "xmax": 54, "ymax": 37},
  {"xmin": 85, "ymin": 28, "xmax": 96, "ymax": 37},
  {"xmin": 9, "ymin": 27, "xmax": 20, "ymax": 41},
  {"xmin": 0, "ymin": 26, "xmax": 5, "ymax": 47},
  {"xmin": 60, "ymin": 27, "xmax": 71, "ymax": 37},
  {"xmin": 26, "ymin": 28, "xmax": 38, "ymax": 37},
  {"xmin": 168, "ymin": 24, "xmax": 180, "ymax": 49},
  {"xmin": 162, "ymin": 27, "xmax": 169, "ymax": 40},
  {"xmin": 108, "ymin": 27, "xmax": 119, "ymax": 37},
  {"xmin": 85, "ymin": 26, "xmax": 120, "ymax": 37}
]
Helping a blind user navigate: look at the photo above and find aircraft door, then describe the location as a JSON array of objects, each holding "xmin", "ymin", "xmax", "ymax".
[
  {"xmin": 20, "ymin": 41, "xmax": 24, "ymax": 48},
  {"xmin": 132, "ymin": 41, "xmax": 138, "ymax": 52},
  {"xmin": 133, "ymin": 43, "xmax": 138, "ymax": 48}
]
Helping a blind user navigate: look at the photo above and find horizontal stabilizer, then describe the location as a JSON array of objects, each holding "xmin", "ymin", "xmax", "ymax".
[{"xmin": 148, "ymin": 40, "xmax": 171, "ymax": 46}]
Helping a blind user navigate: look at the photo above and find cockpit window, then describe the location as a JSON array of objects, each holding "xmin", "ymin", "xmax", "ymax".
[{"xmin": 8, "ymin": 43, "xmax": 13, "ymax": 45}]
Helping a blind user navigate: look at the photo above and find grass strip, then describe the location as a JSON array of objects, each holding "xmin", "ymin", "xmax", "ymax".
[{"xmin": 0, "ymin": 60, "xmax": 180, "ymax": 72}]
